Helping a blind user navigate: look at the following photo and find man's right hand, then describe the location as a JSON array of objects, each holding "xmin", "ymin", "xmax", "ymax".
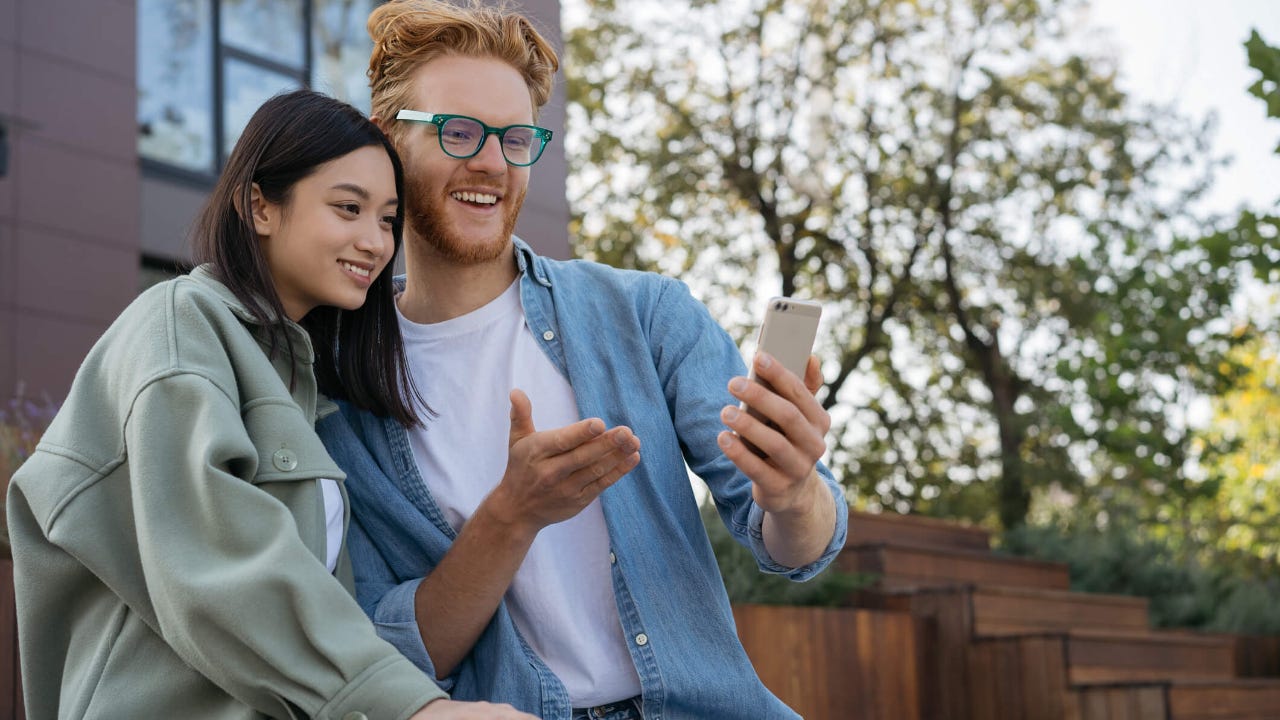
[
  {"xmin": 410, "ymin": 389, "xmax": 641, "ymax": 678},
  {"xmin": 483, "ymin": 389, "xmax": 641, "ymax": 534},
  {"xmin": 411, "ymin": 698, "xmax": 538, "ymax": 719}
]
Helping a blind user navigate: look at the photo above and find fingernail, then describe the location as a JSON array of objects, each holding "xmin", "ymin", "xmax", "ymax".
[
  {"xmin": 613, "ymin": 431, "xmax": 632, "ymax": 446},
  {"xmin": 589, "ymin": 420, "xmax": 605, "ymax": 435},
  {"xmin": 758, "ymin": 352, "xmax": 774, "ymax": 369},
  {"xmin": 730, "ymin": 377, "xmax": 748, "ymax": 393},
  {"xmin": 718, "ymin": 432, "xmax": 736, "ymax": 449},
  {"xmin": 722, "ymin": 406, "xmax": 740, "ymax": 422}
]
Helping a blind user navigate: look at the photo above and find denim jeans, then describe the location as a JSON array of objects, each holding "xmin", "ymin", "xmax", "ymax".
[{"xmin": 571, "ymin": 696, "xmax": 643, "ymax": 720}]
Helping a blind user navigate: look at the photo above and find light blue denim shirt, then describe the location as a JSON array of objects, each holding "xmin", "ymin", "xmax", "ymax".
[{"xmin": 315, "ymin": 239, "xmax": 849, "ymax": 720}]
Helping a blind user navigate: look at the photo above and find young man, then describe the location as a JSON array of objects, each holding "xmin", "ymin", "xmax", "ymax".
[{"xmin": 316, "ymin": 2, "xmax": 849, "ymax": 718}]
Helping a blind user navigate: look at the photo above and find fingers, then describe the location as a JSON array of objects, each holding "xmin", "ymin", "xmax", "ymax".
[
  {"xmin": 413, "ymin": 699, "xmax": 539, "ymax": 719},
  {"xmin": 720, "ymin": 401, "xmax": 823, "ymax": 481},
  {"xmin": 804, "ymin": 354, "xmax": 824, "ymax": 395},
  {"xmin": 735, "ymin": 353, "xmax": 831, "ymax": 435},
  {"xmin": 721, "ymin": 353, "xmax": 830, "ymax": 490},
  {"xmin": 565, "ymin": 432, "xmax": 642, "ymax": 493},
  {"xmin": 507, "ymin": 389, "xmax": 536, "ymax": 448}
]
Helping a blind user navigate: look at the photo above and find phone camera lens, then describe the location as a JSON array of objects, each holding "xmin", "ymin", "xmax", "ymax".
[{"xmin": 783, "ymin": 303, "xmax": 790, "ymax": 311}]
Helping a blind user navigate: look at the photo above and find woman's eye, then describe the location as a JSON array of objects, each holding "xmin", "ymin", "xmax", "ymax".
[
  {"xmin": 380, "ymin": 214, "xmax": 397, "ymax": 227},
  {"xmin": 337, "ymin": 203, "xmax": 360, "ymax": 215}
]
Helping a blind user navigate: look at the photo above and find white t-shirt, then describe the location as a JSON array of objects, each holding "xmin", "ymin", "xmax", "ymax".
[
  {"xmin": 398, "ymin": 280, "xmax": 641, "ymax": 706},
  {"xmin": 320, "ymin": 478, "xmax": 343, "ymax": 572}
]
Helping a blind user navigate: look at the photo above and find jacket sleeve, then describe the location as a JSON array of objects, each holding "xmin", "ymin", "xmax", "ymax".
[
  {"xmin": 111, "ymin": 372, "xmax": 444, "ymax": 719},
  {"xmin": 649, "ymin": 279, "xmax": 849, "ymax": 581}
]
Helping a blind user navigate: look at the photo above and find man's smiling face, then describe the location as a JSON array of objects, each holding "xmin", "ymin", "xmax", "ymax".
[{"xmin": 395, "ymin": 55, "xmax": 534, "ymax": 265}]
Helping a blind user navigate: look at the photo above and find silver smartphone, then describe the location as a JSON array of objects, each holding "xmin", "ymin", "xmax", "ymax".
[{"xmin": 739, "ymin": 297, "xmax": 823, "ymax": 456}]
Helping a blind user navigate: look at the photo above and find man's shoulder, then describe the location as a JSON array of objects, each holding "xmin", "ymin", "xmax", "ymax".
[{"xmin": 520, "ymin": 243, "xmax": 681, "ymax": 299}]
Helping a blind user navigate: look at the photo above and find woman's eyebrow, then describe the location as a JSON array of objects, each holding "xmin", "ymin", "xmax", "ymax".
[{"xmin": 331, "ymin": 182, "xmax": 370, "ymax": 200}]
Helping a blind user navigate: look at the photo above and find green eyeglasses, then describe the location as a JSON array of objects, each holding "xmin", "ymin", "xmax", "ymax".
[{"xmin": 395, "ymin": 110, "xmax": 553, "ymax": 167}]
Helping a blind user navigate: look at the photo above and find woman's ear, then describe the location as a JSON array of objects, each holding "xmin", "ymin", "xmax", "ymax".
[{"xmin": 247, "ymin": 183, "xmax": 276, "ymax": 237}]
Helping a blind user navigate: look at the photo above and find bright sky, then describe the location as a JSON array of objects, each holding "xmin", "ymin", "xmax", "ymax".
[{"xmin": 1087, "ymin": 0, "xmax": 1280, "ymax": 215}]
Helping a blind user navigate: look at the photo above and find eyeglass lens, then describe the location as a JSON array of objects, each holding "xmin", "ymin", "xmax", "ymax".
[{"xmin": 440, "ymin": 116, "xmax": 542, "ymax": 165}]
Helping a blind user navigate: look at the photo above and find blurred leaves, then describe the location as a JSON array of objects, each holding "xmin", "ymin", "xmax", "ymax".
[{"xmin": 564, "ymin": 0, "xmax": 1277, "ymax": 535}]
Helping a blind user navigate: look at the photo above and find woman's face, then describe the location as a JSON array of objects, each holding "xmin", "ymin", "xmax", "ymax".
[{"xmin": 255, "ymin": 145, "xmax": 399, "ymax": 321}]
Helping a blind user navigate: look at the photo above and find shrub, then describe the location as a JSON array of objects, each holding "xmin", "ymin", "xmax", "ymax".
[
  {"xmin": 1000, "ymin": 521, "xmax": 1280, "ymax": 634},
  {"xmin": 0, "ymin": 386, "xmax": 59, "ymax": 556}
]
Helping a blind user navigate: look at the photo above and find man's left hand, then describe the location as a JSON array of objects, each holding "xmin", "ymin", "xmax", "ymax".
[{"xmin": 718, "ymin": 353, "xmax": 830, "ymax": 515}]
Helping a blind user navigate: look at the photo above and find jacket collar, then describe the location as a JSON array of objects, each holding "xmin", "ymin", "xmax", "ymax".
[{"xmin": 187, "ymin": 264, "xmax": 315, "ymax": 363}]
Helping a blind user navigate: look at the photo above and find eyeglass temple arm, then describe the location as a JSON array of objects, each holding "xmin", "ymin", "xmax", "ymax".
[{"xmin": 395, "ymin": 110, "xmax": 436, "ymax": 122}]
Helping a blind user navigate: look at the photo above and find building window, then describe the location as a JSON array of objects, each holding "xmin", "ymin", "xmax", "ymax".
[{"xmin": 138, "ymin": 0, "xmax": 381, "ymax": 180}]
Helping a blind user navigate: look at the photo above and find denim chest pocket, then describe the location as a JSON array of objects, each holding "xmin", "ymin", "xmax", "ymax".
[{"xmin": 241, "ymin": 399, "xmax": 345, "ymax": 484}]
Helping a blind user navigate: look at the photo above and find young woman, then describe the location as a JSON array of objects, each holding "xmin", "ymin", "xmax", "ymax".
[{"xmin": 6, "ymin": 90, "xmax": 533, "ymax": 720}]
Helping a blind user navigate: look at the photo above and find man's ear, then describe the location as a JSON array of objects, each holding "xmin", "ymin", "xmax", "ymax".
[
  {"xmin": 370, "ymin": 114, "xmax": 392, "ymax": 135},
  {"xmin": 246, "ymin": 182, "xmax": 276, "ymax": 237}
]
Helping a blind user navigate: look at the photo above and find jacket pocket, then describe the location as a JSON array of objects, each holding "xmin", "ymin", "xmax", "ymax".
[{"xmin": 241, "ymin": 398, "xmax": 345, "ymax": 484}]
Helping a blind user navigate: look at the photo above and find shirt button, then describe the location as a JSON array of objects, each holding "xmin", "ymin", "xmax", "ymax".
[
  {"xmin": 272, "ymin": 448, "xmax": 298, "ymax": 472},
  {"xmin": 542, "ymin": 329, "xmax": 555, "ymax": 341},
  {"xmin": 609, "ymin": 552, "xmax": 616, "ymax": 564},
  {"xmin": 635, "ymin": 633, "xmax": 648, "ymax": 646},
  {"xmin": 342, "ymin": 713, "xmax": 368, "ymax": 720}
]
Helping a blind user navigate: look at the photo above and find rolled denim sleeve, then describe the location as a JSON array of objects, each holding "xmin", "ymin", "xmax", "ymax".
[
  {"xmin": 346, "ymin": 502, "xmax": 454, "ymax": 691},
  {"xmin": 744, "ymin": 462, "xmax": 848, "ymax": 580}
]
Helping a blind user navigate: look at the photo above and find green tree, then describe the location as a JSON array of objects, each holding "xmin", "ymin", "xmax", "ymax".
[{"xmin": 564, "ymin": 0, "xmax": 1272, "ymax": 530}]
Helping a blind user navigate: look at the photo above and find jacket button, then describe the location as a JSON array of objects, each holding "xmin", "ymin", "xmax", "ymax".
[
  {"xmin": 542, "ymin": 329, "xmax": 555, "ymax": 341},
  {"xmin": 609, "ymin": 551, "xmax": 616, "ymax": 564},
  {"xmin": 635, "ymin": 633, "xmax": 648, "ymax": 646},
  {"xmin": 342, "ymin": 713, "xmax": 368, "ymax": 720},
  {"xmin": 272, "ymin": 448, "xmax": 298, "ymax": 472}
]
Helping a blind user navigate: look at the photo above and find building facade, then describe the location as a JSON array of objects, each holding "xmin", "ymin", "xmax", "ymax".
[{"xmin": 0, "ymin": 0, "xmax": 571, "ymax": 400}]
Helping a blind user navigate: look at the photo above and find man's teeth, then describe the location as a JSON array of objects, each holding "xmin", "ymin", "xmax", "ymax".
[
  {"xmin": 452, "ymin": 191, "xmax": 498, "ymax": 205},
  {"xmin": 341, "ymin": 261, "xmax": 371, "ymax": 278}
]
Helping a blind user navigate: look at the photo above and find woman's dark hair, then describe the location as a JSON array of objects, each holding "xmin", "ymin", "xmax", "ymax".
[{"xmin": 192, "ymin": 89, "xmax": 426, "ymax": 425}]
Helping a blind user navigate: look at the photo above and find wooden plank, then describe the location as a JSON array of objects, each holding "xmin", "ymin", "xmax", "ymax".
[
  {"xmin": 840, "ymin": 544, "xmax": 1071, "ymax": 591},
  {"xmin": 846, "ymin": 510, "xmax": 991, "ymax": 552},
  {"xmin": 0, "ymin": 559, "xmax": 17, "ymax": 720},
  {"xmin": 971, "ymin": 587, "xmax": 1150, "ymax": 637},
  {"xmin": 1234, "ymin": 635, "xmax": 1280, "ymax": 678},
  {"xmin": 967, "ymin": 635, "xmax": 1069, "ymax": 719},
  {"xmin": 1068, "ymin": 630, "xmax": 1236, "ymax": 684},
  {"xmin": 1072, "ymin": 685, "xmax": 1168, "ymax": 720},
  {"xmin": 733, "ymin": 604, "xmax": 924, "ymax": 720},
  {"xmin": 1168, "ymin": 679, "xmax": 1280, "ymax": 719}
]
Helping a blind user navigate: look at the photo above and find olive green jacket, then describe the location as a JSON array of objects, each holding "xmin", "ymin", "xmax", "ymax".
[{"xmin": 7, "ymin": 267, "xmax": 445, "ymax": 719}]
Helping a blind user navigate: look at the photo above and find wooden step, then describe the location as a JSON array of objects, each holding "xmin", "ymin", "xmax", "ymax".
[
  {"xmin": 840, "ymin": 543, "xmax": 1071, "ymax": 591},
  {"xmin": 1064, "ymin": 679, "xmax": 1280, "ymax": 720},
  {"xmin": 1068, "ymin": 630, "xmax": 1237, "ymax": 684},
  {"xmin": 972, "ymin": 586, "xmax": 1150, "ymax": 637},
  {"xmin": 1067, "ymin": 683, "xmax": 1167, "ymax": 720},
  {"xmin": 846, "ymin": 509, "xmax": 991, "ymax": 552},
  {"xmin": 1168, "ymin": 678, "xmax": 1280, "ymax": 719}
]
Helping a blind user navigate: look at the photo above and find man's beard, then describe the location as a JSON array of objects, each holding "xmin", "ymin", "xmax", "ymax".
[{"xmin": 406, "ymin": 178, "xmax": 526, "ymax": 265}]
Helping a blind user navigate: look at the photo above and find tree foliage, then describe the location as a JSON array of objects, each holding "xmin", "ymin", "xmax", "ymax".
[{"xmin": 563, "ymin": 0, "xmax": 1278, "ymax": 530}]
